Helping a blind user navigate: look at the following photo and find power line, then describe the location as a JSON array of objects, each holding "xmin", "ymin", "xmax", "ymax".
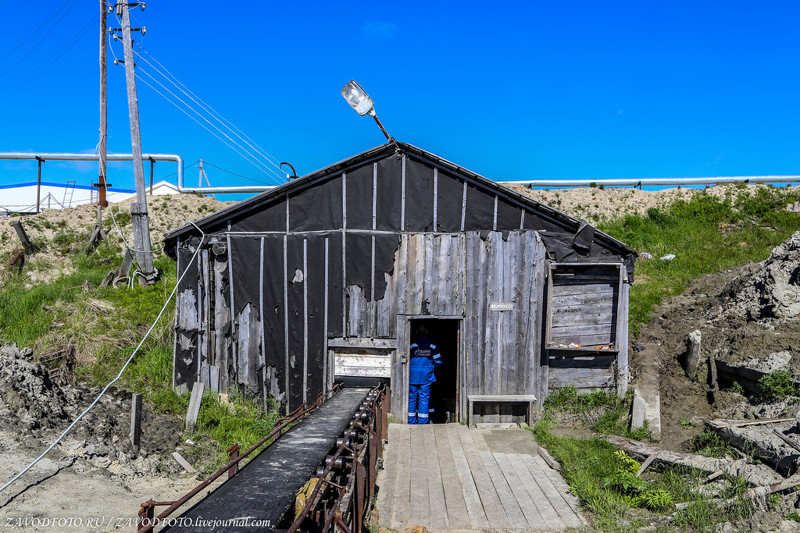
[
  {"xmin": 133, "ymin": 48, "xmax": 286, "ymax": 174},
  {"xmin": 0, "ymin": 0, "xmax": 81, "ymax": 80},
  {"xmin": 0, "ymin": 0, "xmax": 77, "ymax": 63},
  {"xmin": 132, "ymin": 70, "xmax": 284, "ymax": 186},
  {"xmin": 202, "ymin": 161, "xmax": 275, "ymax": 186},
  {"xmin": 156, "ymin": 159, "xmax": 200, "ymax": 180},
  {"xmin": 106, "ymin": 25, "xmax": 284, "ymax": 185},
  {"xmin": 135, "ymin": 63, "xmax": 285, "ymax": 182},
  {"xmin": 0, "ymin": 12, "xmax": 98, "ymax": 99}
]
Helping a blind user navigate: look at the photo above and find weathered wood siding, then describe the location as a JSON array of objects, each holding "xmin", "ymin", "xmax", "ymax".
[
  {"xmin": 548, "ymin": 265, "xmax": 619, "ymax": 347},
  {"xmin": 464, "ymin": 231, "xmax": 547, "ymax": 422},
  {"xmin": 546, "ymin": 264, "xmax": 625, "ymax": 392},
  {"xmin": 171, "ymin": 146, "xmax": 634, "ymax": 412}
]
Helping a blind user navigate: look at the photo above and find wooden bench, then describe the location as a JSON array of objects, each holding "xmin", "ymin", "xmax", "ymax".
[{"xmin": 467, "ymin": 394, "xmax": 537, "ymax": 427}]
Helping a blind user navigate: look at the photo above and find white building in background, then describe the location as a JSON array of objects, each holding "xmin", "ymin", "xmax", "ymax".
[{"xmin": 0, "ymin": 180, "xmax": 180, "ymax": 215}]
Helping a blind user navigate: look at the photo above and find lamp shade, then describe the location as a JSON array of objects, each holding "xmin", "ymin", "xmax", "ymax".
[{"xmin": 341, "ymin": 80, "xmax": 375, "ymax": 116}]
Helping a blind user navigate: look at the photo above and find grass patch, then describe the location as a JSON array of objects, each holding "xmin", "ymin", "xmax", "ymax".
[
  {"xmin": 688, "ymin": 429, "xmax": 736, "ymax": 459},
  {"xmin": 598, "ymin": 186, "xmax": 800, "ymax": 336},
  {"xmin": 534, "ymin": 389, "xmax": 755, "ymax": 531},
  {"xmin": 0, "ymin": 245, "xmax": 279, "ymax": 475},
  {"xmin": 757, "ymin": 370, "xmax": 798, "ymax": 401}
]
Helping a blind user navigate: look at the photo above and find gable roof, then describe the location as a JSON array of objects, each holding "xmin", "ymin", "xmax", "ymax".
[{"xmin": 163, "ymin": 142, "xmax": 635, "ymax": 258}]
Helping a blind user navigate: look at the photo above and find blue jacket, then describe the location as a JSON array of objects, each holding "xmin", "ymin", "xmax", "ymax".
[{"xmin": 409, "ymin": 334, "xmax": 442, "ymax": 385}]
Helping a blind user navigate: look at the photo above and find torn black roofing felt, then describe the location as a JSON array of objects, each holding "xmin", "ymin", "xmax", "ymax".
[{"xmin": 162, "ymin": 141, "xmax": 635, "ymax": 259}]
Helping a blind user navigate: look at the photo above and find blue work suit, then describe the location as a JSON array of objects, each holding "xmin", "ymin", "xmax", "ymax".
[{"xmin": 408, "ymin": 334, "xmax": 442, "ymax": 424}]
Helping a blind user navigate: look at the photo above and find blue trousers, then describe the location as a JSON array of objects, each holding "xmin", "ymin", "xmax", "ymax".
[{"xmin": 408, "ymin": 383, "xmax": 431, "ymax": 424}]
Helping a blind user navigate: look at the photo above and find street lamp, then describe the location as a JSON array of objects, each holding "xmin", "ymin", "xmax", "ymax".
[{"xmin": 341, "ymin": 80, "xmax": 392, "ymax": 141}]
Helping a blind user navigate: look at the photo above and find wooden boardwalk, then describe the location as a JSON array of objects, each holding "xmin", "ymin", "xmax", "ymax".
[{"xmin": 376, "ymin": 424, "xmax": 584, "ymax": 531}]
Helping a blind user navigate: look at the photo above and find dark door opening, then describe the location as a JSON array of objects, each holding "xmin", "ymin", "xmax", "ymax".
[{"xmin": 409, "ymin": 318, "xmax": 459, "ymax": 423}]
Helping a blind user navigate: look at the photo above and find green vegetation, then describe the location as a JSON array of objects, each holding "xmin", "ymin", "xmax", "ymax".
[
  {"xmin": 757, "ymin": 370, "xmax": 798, "ymax": 401},
  {"xmin": 542, "ymin": 386, "xmax": 651, "ymax": 439},
  {"xmin": 688, "ymin": 429, "xmax": 735, "ymax": 459},
  {"xmin": 598, "ymin": 186, "xmax": 800, "ymax": 336},
  {"xmin": 534, "ymin": 388, "xmax": 755, "ymax": 531},
  {"xmin": 0, "ymin": 242, "xmax": 275, "ymax": 470}
]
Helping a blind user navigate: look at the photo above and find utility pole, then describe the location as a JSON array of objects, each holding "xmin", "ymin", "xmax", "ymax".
[
  {"xmin": 97, "ymin": 0, "xmax": 108, "ymax": 207},
  {"xmin": 118, "ymin": 1, "xmax": 155, "ymax": 283},
  {"xmin": 35, "ymin": 157, "xmax": 43, "ymax": 214}
]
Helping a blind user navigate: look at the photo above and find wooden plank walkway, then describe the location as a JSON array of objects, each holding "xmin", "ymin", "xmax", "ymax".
[{"xmin": 376, "ymin": 423, "xmax": 585, "ymax": 531}]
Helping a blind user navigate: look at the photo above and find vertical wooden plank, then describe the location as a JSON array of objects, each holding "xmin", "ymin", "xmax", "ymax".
[
  {"xmin": 259, "ymin": 238, "xmax": 266, "ymax": 402},
  {"xmin": 418, "ymin": 234, "xmax": 429, "ymax": 314},
  {"xmin": 433, "ymin": 167, "xmax": 438, "ymax": 231},
  {"xmin": 342, "ymin": 172, "xmax": 347, "ymax": 336},
  {"xmin": 214, "ymin": 256, "xmax": 229, "ymax": 394},
  {"xmin": 617, "ymin": 277, "xmax": 630, "ymax": 396},
  {"xmin": 421, "ymin": 425, "xmax": 447, "ymax": 530},
  {"xmin": 303, "ymin": 238, "xmax": 308, "ymax": 404},
  {"xmin": 172, "ymin": 236, "xmax": 181, "ymax": 391},
  {"xmin": 545, "ymin": 263, "xmax": 554, "ymax": 349},
  {"xmin": 460, "ymin": 179, "xmax": 467, "ymax": 232},
  {"xmin": 511, "ymin": 452, "xmax": 564, "ymax": 529},
  {"xmin": 479, "ymin": 449, "xmax": 528, "ymax": 528},
  {"xmin": 393, "ymin": 315, "xmax": 409, "ymax": 422},
  {"xmin": 523, "ymin": 234, "xmax": 545, "ymax": 402},
  {"xmin": 372, "ymin": 163, "xmax": 378, "ymax": 337},
  {"xmin": 501, "ymin": 233, "xmax": 515, "ymax": 399},
  {"xmin": 237, "ymin": 304, "xmax": 251, "ymax": 387},
  {"xmin": 520, "ymin": 454, "xmax": 580, "ymax": 527},
  {"xmin": 432, "ymin": 424, "xmax": 471, "ymax": 529},
  {"xmin": 323, "ymin": 238, "xmax": 329, "ymax": 392},
  {"xmin": 396, "ymin": 234, "xmax": 408, "ymax": 316},
  {"xmin": 390, "ymin": 424, "xmax": 412, "ymax": 528},
  {"xmin": 445, "ymin": 424, "xmax": 489, "ymax": 529},
  {"xmin": 372, "ymin": 162, "xmax": 378, "ymax": 230},
  {"xmin": 400, "ymin": 155, "xmax": 406, "ymax": 231},
  {"xmin": 493, "ymin": 452, "xmax": 544, "ymax": 528},
  {"xmin": 455, "ymin": 425, "xmax": 510, "ymax": 528},
  {"xmin": 371, "ymin": 234, "xmax": 377, "ymax": 336},
  {"xmin": 195, "ymin": 251, "xmax": 203, "ymax": 384},
  {"xmin": 409, "ymin": 427, "xmax": 430, "ymax": 527},
  {"xmin": 483, "ymin": 233, "xmax": 500, "ymax": 413},
  {"xmin": 283, "ymin": 235, "xmax": 289, "ymax": 413},
  {"xmin": 226, "ymin": 228, "xmax": 236, "ymax": 388},
  {"xmin": 492, "ymin": 195, "xmax": 498, "ymax": 231}
]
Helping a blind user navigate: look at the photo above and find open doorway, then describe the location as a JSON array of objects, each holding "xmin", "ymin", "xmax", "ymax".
[{"xmin": 409, "ymin": 318, "xmax": 460, "ymax": 423}]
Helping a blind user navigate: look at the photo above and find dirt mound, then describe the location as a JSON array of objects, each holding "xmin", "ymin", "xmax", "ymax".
[
  {"xmin": 633, "ymin": 232, "xmax": 800, "ymax": 451},
  {"xmin": 725, "ymin": 231, "xmax": 800, "ymax": 320},
  {"xmin": 0, "ymin": 193, "xmax": 235, "ymax": 284},
  {"xmin": 506, "ymin": 182, "xmax": 800, "ymax": 223},
  {"xmin": 0, "ymin": 343, "xmax": 69, "ymax": 431}
]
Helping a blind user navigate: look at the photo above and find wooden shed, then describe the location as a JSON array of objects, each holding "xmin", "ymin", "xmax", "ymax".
[{"xmin": 163, "ymin": 142, "xmax": 636, "ymax": 423}]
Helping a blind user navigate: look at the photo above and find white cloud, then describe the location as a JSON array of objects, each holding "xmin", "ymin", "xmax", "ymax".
[{"xmin": 362, "ymin": 21, "xmax": 398, "ymax": 39}]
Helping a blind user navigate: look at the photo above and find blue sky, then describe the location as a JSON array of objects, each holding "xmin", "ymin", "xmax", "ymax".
[{"xmin": 1, "ymin": 1, "xmax": 799, "ymax": 195}]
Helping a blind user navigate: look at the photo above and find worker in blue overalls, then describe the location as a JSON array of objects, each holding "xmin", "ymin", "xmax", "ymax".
[{"xmin": 408, "ymin": 323, "xmax": 442, "ymax": 424}]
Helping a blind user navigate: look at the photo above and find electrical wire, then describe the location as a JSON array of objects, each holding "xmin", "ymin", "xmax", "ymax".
[
  {"xmin": 107, "ymin": 28, "xmax": 285, "ymax": 185},
  {"xmin": 135, "ymin": 64, "xmax": 285, "ymax": 183},
  {"xmin": 109, "ymin": 10, "xmax": 283, "ymax": 179},
  {"xmin": 0, "ymin": 0, "xmax": 77, "ymax": 63},
  {"xmin": 132, "ymin": 47, "xmax": 286, "ymax": 176},
  {"xmin": 202, "ymin": 161, "xmax": 274, "ymax": 186},
  {"xmin": 156, "ymin": 160, "xmax": 200, "ymax": 181},
  {"xmin": 0, "ymin": 12, "xmax": 98, "ymax": 99},
  {"xmin": 0, "ymin": 225, "xmax": 205, "ymax": 496},
  {"xmin": 109, "ymin": 9, "xmax": 288, "ymax": 183},
  {"xmin": 133, "ymin": 70, "xmax": 284, "ymax": 186},
  {"xmin": 0, "ymin": 0, "xmax": 81, "ymax": 80}
]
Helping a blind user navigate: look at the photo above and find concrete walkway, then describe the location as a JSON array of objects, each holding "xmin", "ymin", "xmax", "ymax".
[{"xmin": 376, "ymin": 423, "xmax": 585, "ymax": 531}]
